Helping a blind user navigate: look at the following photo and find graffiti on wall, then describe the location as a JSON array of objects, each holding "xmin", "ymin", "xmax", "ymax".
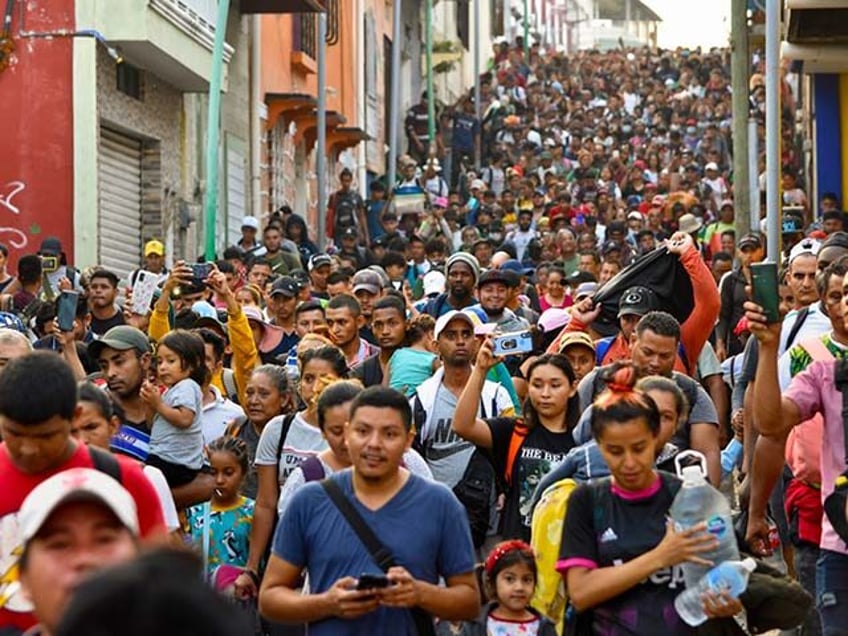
[{"xmin": 0, "ymin": 181, "xmax": 30, "ymax": 249}]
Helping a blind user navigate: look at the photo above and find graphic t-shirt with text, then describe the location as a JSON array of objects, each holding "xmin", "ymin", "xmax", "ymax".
[{"xmin": 487, "ymin": 418, "xmax": 576, "ymax": 540}]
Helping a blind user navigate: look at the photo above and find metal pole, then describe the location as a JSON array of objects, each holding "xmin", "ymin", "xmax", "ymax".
[
  {"xmin": 317, "ymin": 12, "xmax": 327, "ymax": 251},
  {"xmin": 425, "ymin": 0, "xmax": 435, "ymax": 146},
  {"xmin": 748, "ymin": 117, "xmax": 760, "ymax": 234},
  {"xmin": 387, "ymin": 0, "xmax": 403, "ymax": 188},
  {"xmin": 474, "ymin": 0, "xmax": 481, "ymax": 171},
  {"xmin": 523, "ymin": 0, "xmax": 529, "ymax": 60},
  {"xmin": 203, "ymin": 0, "xmax": 231, "ymax": 261},
  {"xmin": 731, "ymin": 0, "xmax": 750, "ymax": 237},
  {"xmin": 250, "ymin": 15, "xmax": 262, "ymax": 220},
  {"xmin": 765, "ymin": 0, "xmax": 779, "ymax": 261}
]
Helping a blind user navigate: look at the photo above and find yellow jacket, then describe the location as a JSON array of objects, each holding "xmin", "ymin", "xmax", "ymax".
[{"xmin": 148, "ymin": 305, "xmax": 259, "ymax": 406}]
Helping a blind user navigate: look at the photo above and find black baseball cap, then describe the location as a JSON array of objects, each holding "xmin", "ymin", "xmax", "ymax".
[
  {"xmin": 308, "ymin": 254, "xmax": 332, "ymax": 271},
  {"xmin": 270, "ymin": 276, "xmax": 300, "ymax": 298},
  {"xmin": 477, "ymin": 269, "xmax": 511, "ymax": 289},
  {"xmin": 601, "ymin": 240, "xmax": 622, "ymax": 255},
  {"xmin": 738, "ymin": 233, "xmax": 763, "ymax": 250},
  {"xmin": 618, "ymin": 286, "xmax": 657, "ymax": 318},
  {"xmin": 39, "ymin": 237, "xmax": 63, "ymax": 256}
]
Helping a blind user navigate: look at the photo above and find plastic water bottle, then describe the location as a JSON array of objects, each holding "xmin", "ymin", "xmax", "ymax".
[
  {"xmin": 669, "ymin": 451, "xmax": 740, "ymax": 587},
  {"xmin": 674, "ymin": 558, "xmax": 757, "ymax": 626}
]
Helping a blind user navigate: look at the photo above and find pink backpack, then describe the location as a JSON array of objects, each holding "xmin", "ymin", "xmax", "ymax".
[{"xmin": 784, "ymin": 337, "xmax": 829, "ymax": 486}]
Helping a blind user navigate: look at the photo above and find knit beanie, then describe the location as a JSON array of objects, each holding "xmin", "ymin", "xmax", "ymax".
[{"xmin": 446, "ymin": 252, "xmax": 480, "ymax": 285}]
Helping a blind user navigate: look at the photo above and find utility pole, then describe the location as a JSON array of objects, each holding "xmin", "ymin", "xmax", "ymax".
[
  {"xmin": 316, "ymin": 11, "xmax": 327, "ymax": 250},
  {"xmin": 203, "ymin": 0, "xmax": 231, "ymax": 261},
  {"xmin": 731, "ymin": 0, "xmax": 750, "ymax": 237},
  {"xmin": 474, "ymin": 0, "xmax": 481, "ymax": 170},
  {"xmin": 765, "ymin": 0, "xmax": 779, "ymax": 260},
  {"xmin": 387, "ymin": 0, "xmax": 403, "ymax": 188},
  {"xmin": 425, "ymin": 0, "xmax": 435, "ymax": 146},
  {"xmin": 523, "ymin": 0, "xmax": 529, "ymax": 60}
]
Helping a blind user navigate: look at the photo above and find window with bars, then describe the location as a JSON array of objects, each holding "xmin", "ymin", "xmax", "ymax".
[{"xmin": 293, "ymin": 12, "xmax": 317, "ymax": 59}]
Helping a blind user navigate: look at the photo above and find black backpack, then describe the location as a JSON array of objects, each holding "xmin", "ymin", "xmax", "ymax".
[
  {"xmin": 334, "ymin": 193, "xmax": 357, "ymax": 231},
  {"xmin": 89, "ymin": 445, "xmax": 122, "ymax": 483},
  {"xmin": 228, "ymin": 412, "xmax": 297, "ymax": 472},
  {"xmin": 412, "ymin": 393, "xmax": 498, "ymax": 549}
]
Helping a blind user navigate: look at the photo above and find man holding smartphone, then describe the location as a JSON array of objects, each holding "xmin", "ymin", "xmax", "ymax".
[{"xmin": 260, "ymin": 387, "xmax": 479, "ymax": 635}]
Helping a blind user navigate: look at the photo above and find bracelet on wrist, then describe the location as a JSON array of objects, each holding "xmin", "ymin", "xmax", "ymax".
[{"xmin": 244, "ymin": 569, "xmax": 260, "ymax": 586}]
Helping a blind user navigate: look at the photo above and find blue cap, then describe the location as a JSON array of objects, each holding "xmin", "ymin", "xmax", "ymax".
[
  {"xmin": 191, "ymin": 301, "xmax": 217, "ymax": 320},
  {"xmin": 501, "ymin": 259, "xmax": 525, "ymax": 274}
]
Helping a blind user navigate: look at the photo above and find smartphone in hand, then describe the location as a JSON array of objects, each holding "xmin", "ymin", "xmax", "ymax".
[
  {"xmin": 750, "ymin": 262, "xmax": 781, "ymax": 324},
  {"xmin": 355, "ymin": 573, "xmax": 391, "ymax": 590},
  {"xmin": 57, "ymin": 290, "xmax": 79, "ymax": 332}
]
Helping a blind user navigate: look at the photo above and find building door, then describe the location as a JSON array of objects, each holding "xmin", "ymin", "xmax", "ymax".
[{"xmin": 98, "ymin": 127, "xmax": 142, "ymax": 281}]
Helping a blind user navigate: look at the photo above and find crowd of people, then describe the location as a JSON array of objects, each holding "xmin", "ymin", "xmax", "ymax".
[{"xmin": 0, "ymin": 38, "xmax": 842, "ymax": 636}]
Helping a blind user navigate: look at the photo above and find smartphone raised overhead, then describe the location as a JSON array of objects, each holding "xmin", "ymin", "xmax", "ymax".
[
  {"xmin": 57, "ymin": 290, "xmax": 79, "ymax": 332},
  {"xmin": 750, "ymin": 262, "xmax": 781, "ymax": 324},
  {"xmin": 188, "ymin": 262, "xmax": 213, "ymax": 284},
  {"xmin": 131, "ymin": 270, "xmax": 159, "ymax": 316}
]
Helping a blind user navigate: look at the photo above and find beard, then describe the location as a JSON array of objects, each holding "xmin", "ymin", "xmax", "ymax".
[{"xmin": 450, "ymin": 285, "xmax": 472, "ymax": 300}]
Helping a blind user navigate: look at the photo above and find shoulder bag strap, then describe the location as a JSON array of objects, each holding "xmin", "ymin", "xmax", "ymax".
[
  {"xmin": 88, "ymin": 446, "xmax": 122, "ymax": 483},
  {"xmin": 320, "ymin": 479, "xmax": 436, "ymax": 636},
  {"xmin": 276, "ymin": 412, "xmax": 298, "ymax": 467},
  {"xmin": 785, "ymin": 307, "xmax": 811, "ymax": 351},
  {"xmin": 320, "ymin": 479, "xmax": 396, "ymax": 571}
]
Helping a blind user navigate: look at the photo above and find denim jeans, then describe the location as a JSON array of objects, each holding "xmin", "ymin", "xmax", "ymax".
[
  {"xmin": 795, "ymin": 543, "xmax": 822, "ymax": 635},
  {"xmin": 816, "ymin": 548, "xmax": 848, "ymax": 635}
]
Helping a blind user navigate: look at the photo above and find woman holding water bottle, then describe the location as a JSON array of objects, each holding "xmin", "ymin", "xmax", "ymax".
[{"xmin": 558, "ymin": 363, "xmax": 743, "ymax": 634}]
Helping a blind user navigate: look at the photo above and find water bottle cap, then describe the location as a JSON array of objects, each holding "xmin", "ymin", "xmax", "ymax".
[
  {"xmin": 680, "ymin": 464, "xmax": 705, "ymax": 484},
  {"xmin": 741, "ymin": 557, "xmax": 757, "ymax": 573}
]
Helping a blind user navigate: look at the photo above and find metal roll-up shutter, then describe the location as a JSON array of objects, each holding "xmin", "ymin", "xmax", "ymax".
[
  {"xmin": 98, "ymin": 128, "xmax": 142, "ymax": 281},
  {"xmin": 226, "ymin": 143, "xmax": 247, "ymax": 247}
]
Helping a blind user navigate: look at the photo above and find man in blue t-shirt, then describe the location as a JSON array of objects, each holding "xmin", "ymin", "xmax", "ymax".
[{"xmin": 259, "ymin": 386, "xmax": 479, "ymax": 635}]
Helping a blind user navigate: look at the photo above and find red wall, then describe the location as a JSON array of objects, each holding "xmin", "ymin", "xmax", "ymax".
[{"xmin": 0, "ymin": 0, "xmax": 75, "ymax": 268}]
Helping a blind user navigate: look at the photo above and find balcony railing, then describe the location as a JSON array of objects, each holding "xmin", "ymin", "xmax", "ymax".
[
  {"xmin": 149, "ymin": 0, "xmax": 234, "ymax": 61},
  {"xmin": 292, "ymin": 12, "xmax": 317, "ymax": 59}
]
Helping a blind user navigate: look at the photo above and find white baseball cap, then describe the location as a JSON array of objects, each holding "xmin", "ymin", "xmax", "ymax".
[
  {"xmin": 705, "ymin": 162, "xmax": 719, "ymax": 172},
  {"xmin": 241, "ymin": 216, "xmax": 260, "ymax": 230},
  {"xmin": 423, "ymin": 270, "xmax": 446, "ymax": 297},
  {"xmin": 19, "ymin": 468, "xmax": 139, "ymax": 543},
  {"xmin": 434, "ymin": 309, "xmax": 495, "ymax": 339},
  {"xmin": 788, "ymin": 238, "xmax": 821, "ymax": 265}
]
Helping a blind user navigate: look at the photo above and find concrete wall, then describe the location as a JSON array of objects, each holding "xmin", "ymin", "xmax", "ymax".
[
  {"xmin": 0, "ymin": 0, "xmax": 76, "ymax": 266},
  {"xmin": 93, "ymin": 46, "xmax": 183, "ymax": 267}
]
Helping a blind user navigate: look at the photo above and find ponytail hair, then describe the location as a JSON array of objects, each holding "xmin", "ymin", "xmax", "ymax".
[{"xmin": 591, "ymin": 362, "xmax": 660, "ymax": 439}]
